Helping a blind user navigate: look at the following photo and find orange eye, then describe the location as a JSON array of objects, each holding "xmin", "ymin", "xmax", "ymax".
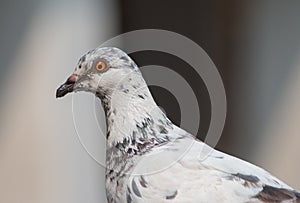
[{"xmin": 95, "ymin": 61, "xmax": 107, "ymax": 71}]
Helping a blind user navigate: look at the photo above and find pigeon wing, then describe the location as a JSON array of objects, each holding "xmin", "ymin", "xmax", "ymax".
[{"xmin": 126, "ymin": 132, "xmax": 300, "ymax": 203}]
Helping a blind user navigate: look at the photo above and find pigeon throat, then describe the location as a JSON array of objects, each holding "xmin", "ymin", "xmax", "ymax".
[{"xmin": 95, "ymin": 79, "xmax": 173, "ymax": 151}]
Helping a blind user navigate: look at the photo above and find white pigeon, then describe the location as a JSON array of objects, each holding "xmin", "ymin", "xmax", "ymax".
[{"xmin": 57, "ymin": 47, "xmax": 300, "ymax": 203}]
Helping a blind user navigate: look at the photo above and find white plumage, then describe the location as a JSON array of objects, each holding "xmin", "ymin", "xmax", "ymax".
[
  {"xmin": 57, "ymin": 47, "xmax": 300, "ymax": 203},
  {"xmin": 129, "ymin": 128, "xmax": 293, "ymax": 203}
]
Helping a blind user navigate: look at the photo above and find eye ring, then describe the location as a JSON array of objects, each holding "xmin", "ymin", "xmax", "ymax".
[{"xmin": 95, "ymin": 60, "xmax": 107, "ymax": 72}]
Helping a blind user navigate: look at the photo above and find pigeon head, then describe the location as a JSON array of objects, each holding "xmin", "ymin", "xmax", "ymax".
[
  {"xmin": 56, "ymin": 47, "xmax": 141, "ymax": 98},
  {"xmin": 56, "ymin": 47, "xmax": 171, "ymax": 144},
  {"xmin": 56, "ymin": 47, "xmax": 173, "ymax": 145}
]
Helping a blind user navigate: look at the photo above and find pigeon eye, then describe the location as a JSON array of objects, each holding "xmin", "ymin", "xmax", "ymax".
[{"xmin": 95, "ymin": 61, "xmax": 107, "ymax": 72}]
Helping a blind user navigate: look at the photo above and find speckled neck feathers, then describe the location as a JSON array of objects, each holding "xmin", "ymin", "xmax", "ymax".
[{"xmin": 95, "ymin": 70, "xmax": 173, "ymax": 151}]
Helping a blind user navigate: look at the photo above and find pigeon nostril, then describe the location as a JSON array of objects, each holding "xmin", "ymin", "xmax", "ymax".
[{"xmin": 66, "ymin": 74, "xmax": 78, "ymax": 84}]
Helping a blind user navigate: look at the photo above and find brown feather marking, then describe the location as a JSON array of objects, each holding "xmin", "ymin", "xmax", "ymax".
[
  {"xmin": 255, "ymin": 185, "xmax": 300, "ymax": 202},
  {"xmin": 243, "ymin": 180, "xmax": 260, "ymax": 188},
  {"xmin": 230, "ymin": 173, "xmax": 261, "ymax": 188}
]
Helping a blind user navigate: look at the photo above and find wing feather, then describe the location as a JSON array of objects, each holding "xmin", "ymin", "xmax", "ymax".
[{"xmin": 126, "ymin": 131, "xmax": 299, "ymax": 202}]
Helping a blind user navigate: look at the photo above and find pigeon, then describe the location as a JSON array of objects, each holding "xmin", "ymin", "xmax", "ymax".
[{"xmin": 56, "ymin": 47, "xmax": 300, "ymax": 203}]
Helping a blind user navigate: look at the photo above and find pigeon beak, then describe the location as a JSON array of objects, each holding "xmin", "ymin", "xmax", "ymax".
[{"xmin": 56, "ymin": 74, "xmax": 78, "ymax": 98}]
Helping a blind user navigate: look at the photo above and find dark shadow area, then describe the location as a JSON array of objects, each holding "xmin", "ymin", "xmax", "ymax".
[{"xmin": 120, "ymin": 0, "xmax": 242, "ymax": 153}]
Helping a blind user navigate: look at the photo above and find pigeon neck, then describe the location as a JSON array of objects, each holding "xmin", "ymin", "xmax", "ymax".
[{"xmin": 96, "ymin": 76, "xmax": 173, "ymax": 149}]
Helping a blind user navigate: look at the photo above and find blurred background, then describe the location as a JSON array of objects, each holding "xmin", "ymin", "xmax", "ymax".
[{"xmin": 1, "ymin": 0, "xmax": 300, "ymax": 202}]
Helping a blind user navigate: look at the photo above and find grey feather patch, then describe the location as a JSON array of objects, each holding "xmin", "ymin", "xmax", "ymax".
[
  {"xmin": 234, "ymin": 173, "xmax": 260, "ymax": 183},
  {"xmin": 79, "ymin": 55, "xmax": 86, "ymax": 63},
  {"xmin": 138, "ymin": 95, "xmax": 145, "ymax": 99},
  {"xmin": 166, "ymin": 190, "xmax": 178, "ymax": 200},
  {"xmin": 132, "ymin": 179, "xmax": 142, "ymax": 197},
  {"xmin": 126, "ymin": 193, "xmax": 132, "ymax": 203},
  {"xmin": 127, "ymin": 186, "xmax": 132, "ymax": 194},
  {"xmin": 139, "ymin": 176, "xmax": 147, "ymax": 188},
  {"xmin": 126, "ymin": 186, "xmax": 133, "ymax": 203},
  {"xmin": 159, "ymin": 125, "xmax": 168, "ymax": 134},
  {"xmin": 120, "ymin": 56, "xmax": 129, "ymax": 61}
]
